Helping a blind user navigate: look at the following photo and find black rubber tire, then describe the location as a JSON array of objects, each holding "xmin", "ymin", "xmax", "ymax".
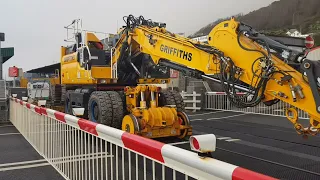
[
  {"xmin": 159, "ymin": 89, "xmax": 185, "ymax": 112},
  {"xmin": 65, "ymin": 90, "xmax": 73, "ymax": 115},
  {"xmin": 88, "ymin": 91, "xmax": 113, "ymax": 126},
  {"xmin": 169, "ymin": 90, "xmax": 185, "ymax": 112},
  {"xmin": 106, "ymin": 91, "xmax": 124, "ymax": 129},
  {"xmin": 159, "ymin": 90, "xmax": 175, "ymax": 107},
  {"xmin": 117, "ymin": 91, "xmax": 128, "ymax": 115}
]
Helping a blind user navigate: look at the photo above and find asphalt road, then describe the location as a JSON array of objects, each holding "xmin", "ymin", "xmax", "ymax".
[
  {"xmin": 1, "ymin": 110, "xmax": 320, "ymax": 180},
  {"xmin": 0, "ymin": 123, "xmax": 64, "ymax": 180},
  {"xmin": 167, "ymin": 110, "xmax": 320, "ymax": 180}
]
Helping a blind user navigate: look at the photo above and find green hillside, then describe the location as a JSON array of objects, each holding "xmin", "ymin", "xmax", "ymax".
[{"xmin": 190, "ymin": 0, "xmax": 320, "ymax": 46}]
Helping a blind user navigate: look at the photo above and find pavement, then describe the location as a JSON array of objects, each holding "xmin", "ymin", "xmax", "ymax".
[
  {"xmin": 0, "ymin": 123, "xmax": 64, "ymax": 180},
  {"xmin": 1, "ymin": 110, "xmax": 320, "ymax": 180}
]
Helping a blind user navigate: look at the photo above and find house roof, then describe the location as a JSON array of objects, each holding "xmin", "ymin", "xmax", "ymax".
[
  {"xmin": 288, "ymin": 29, "xmax": 299, "ymax": 33},
  {"xmin": 26, "ymin": 63, "xmax": 60, "ymax": 74}
]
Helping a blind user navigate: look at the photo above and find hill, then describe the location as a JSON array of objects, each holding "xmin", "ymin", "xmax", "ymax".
[{"xmin": 190, "ymin": 0, "xmax": 320, "ymax": 45}]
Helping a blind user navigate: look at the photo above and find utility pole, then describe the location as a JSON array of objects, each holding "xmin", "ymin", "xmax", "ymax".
[{"xmin": 0, "ymin": 32, "xmax": 5, "ymax": 80}]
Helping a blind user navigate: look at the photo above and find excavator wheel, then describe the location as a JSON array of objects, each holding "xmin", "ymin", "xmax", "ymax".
[
  {"xmin": 169, "ymin": 90, "xmax": 186, "ymax": 112},
  {"xmin": 177, "ymin": 111, "xmax": 192, "ymax": 140},
  {"xmin": 117, "ymin": 91, "xmax": 128, "ymax": 115},
  {"xmin": 88, "ymin": 91, "xmax": 124, "ymax": 128},
  {"xmin": 64, "ymin": 90, "xmax": 74, "ymax": 115},
  {"xmin": 159, "ymin": 89, "xmax": 185, "ymax": 112},
  {"xmin": 88, "ymin": 91, "xmax": 113, "ymax": 126},
  {"xmin": 107, "ymin": 91, "xmax": 124, "ymax": 129},
  {"xmin": 121, "ymin": 114, "xmax": 140, "ymax": 134},
  {"xmin": 159, "ymin": 90, "xmax": 175, "ymax": 107}
]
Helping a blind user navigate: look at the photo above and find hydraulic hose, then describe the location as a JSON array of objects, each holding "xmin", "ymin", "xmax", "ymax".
[{"xmin": 218, "ymin": 28, "xmax": 280, "ymax": 108}]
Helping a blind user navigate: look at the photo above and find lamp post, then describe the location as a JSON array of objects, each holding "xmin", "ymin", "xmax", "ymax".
[{"xmin": 0, "ymin": 32, "xmax": 5, "ymax": 80}]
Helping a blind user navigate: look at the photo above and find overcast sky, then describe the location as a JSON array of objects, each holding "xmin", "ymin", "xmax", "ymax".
[{"xmin": 1, "ymin": 0, "xmax": 276, "ymax": 78}]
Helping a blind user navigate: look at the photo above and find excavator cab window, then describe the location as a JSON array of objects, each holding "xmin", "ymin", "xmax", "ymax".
[
  {"xmin": 83, "ymin": 42, "xmax": 109, "ymax": 70},
  {"xmin": 65, "ymin": 44, "xmax": 77, "ymax": 55}
]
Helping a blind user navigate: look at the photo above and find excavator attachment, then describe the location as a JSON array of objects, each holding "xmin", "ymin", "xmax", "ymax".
[
  {"xmin": 207, "ymin": 18, "xmax": 320, "ymax": 136},
  {"xmin": 122, "ymin": 85, "xmax": 192, "ymax": 139}
]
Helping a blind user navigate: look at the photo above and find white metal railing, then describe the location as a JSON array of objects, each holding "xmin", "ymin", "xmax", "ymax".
[
  {"xmin": 9, "ymin": 97, "xmax": 277, "ymax": 180},
  {"xmin": 205, "ymin": 92, "xmax": 309, "ymax": 119},
  {"xmin": 181, "ymin": 91, "xmax": 202, "ymax": 112}
]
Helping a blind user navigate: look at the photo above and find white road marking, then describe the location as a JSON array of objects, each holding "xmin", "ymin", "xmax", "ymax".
[
  {"xmin": 0, "ymin": 133, "xmax": 20, "ymax": 136},
  {"xmin": 225, "ymin": 139, "xmax": 241, "ymax": 142},
  {"xmin": 0, "ymin": 153, "xmax": 114, "ymax": 172},
  {"xmin": 168, "ymin": 141, "xmax": 189, "ymax": 145},
  {"xmin": 191, "ymin": 113, "xmax": 246, "ymax": 121},
  {"xmin": 168, "ymin": 137, "xmax": 242, "ymax": 146},
  {"xmin": 0, "ymin": 162, "xmax": 50, "ymax": 171},
  {"xmin": 0, "ymin": 159, "xmax": 47, "ymax": 168},
  {"xmin": 51, "ymin": 154, "xmax": 113, "ymax": 165},
  {"xmin": 191, "ymin": 119, "xmax": 203, "ymax": 121},
  {"xmin": 189, "ymin": 111, "xmax": 224, "ymax": 117},
  {"xmin": 48, "ymin": 152, "xmax": 113, "ymax": 161},
  {"xmin": 217, "ymin": 137, "xmax": 231, "ymax": 140},
  {"xmin": 191, "ymin": 130, "xmax": 242, "ymax": 142},
  {"xmin": 0, "ymin": 125, "xmax": 14, "ymax": 128},
  {"xmin": 207, "ymin": 114, "xmax": 247, "ymax": 120}
]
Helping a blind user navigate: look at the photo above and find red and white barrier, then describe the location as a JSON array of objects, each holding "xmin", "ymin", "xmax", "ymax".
[
  {"xmin": 11, "ymin": 97, "xmax": 277, "ymax": 180},
  {"xmin": 206, "ymin": 92, "xmax": 247, "ymax": 95}
]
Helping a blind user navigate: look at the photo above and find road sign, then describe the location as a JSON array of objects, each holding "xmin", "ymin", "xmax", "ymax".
[
  {"xmin": 170, "ymin": 69, "xmax": 179, "ymax": 78},
  {"xmin": 305, "ymin": 36, "xmax": 314, "ymax": 49},
  {"xmin": 8, "ymin": 66, "xmax": 19, "ymax": 77}
]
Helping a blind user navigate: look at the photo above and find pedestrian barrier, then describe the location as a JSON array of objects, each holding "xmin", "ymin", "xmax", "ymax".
[
  {"xmin": 205, "ymin": 92, "xmax": 309, "ymax": 119},
  {"xmin": 10, "ymin": 97, "xmax": 277, "ymax": 180},
  {"xmin": 180, "ymin": 91, "xmax": 202, "ymax": 112}
]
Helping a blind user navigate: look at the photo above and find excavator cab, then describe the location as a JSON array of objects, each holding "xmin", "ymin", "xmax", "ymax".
[{"xmin": 61, "ymin": 19, "xmax": 117, "ymax": 85}]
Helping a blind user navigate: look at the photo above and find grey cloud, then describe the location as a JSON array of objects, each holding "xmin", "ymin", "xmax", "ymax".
[{"xmin": 1, "ymin": 0, "xmax": 276, "ymax": 77}]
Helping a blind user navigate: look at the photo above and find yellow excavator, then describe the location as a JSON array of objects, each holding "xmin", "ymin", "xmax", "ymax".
[
  {"xmin": 61, "ymin": 15, "xmax": 320, "ymax": 138},
  {"xmin": 61, "ymin": 19, "xmax": 191, "ymax": 139}
]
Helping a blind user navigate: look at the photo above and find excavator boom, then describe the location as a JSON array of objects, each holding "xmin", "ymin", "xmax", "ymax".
[{"xmin": 112, "ymin": 15, "xmax": 320, "ymax": 136}]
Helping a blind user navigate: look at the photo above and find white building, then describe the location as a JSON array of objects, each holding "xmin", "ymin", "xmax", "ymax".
[{"xmin": 286, "ymin": 29, "xmax": 310, "ymax": 38}]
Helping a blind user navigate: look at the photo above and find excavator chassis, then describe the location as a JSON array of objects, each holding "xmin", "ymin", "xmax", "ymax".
[
  {"xmin": 121, "ymin": 85, "xmax": 192, "ymax": 139},
  {"xmin": 64, "ymin": 85, "xmax": 192, "ymax": 139}
]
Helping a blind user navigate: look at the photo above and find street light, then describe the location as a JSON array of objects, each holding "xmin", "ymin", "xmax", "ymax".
[{"xmin": 0, "ymin": 32, "xmax": 5, "ymax": 80}]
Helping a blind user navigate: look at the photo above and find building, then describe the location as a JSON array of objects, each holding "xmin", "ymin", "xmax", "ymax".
[{"xmin": 286, "ymin": 29, "xmax": 311, "ymax": 38}]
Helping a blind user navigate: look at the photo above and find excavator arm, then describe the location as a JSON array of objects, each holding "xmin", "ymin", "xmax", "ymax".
[
  {"xmin": 208, "ymin": 18, "xmax": 320, "ymax": 136},
  {"xmin": 112, "ymin": 15, "xmax": 320, "ymax": 136}
]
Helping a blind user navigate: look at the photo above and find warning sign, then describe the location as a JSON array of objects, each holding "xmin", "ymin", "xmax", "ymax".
[
  {"xmin": 170, "ymin": 69, "xmax": 179, "ymax": 78},
  {"xmin": 8, "ymin": 66, "xmax": 19, "ymax": 77}
]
